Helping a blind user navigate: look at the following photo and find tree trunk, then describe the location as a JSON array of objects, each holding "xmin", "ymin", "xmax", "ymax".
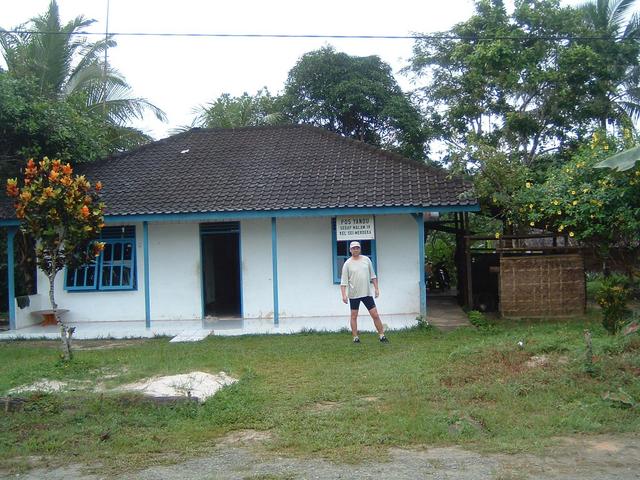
[{"xmin": 48, "ymin": 271, "xmax": 73, "ymax": 361}]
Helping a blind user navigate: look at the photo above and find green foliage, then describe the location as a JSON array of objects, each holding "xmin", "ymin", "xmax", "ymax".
[
  {"xmin": 282, "ymin": 46, "xmax": 427, "ymax": 161},
  {"xmin": 0, "ymin": 73, "xmax": 113, "ymax": 171},
  {"xmin": 513, "ymin": 133, "xmax": 640, "ymax": 262},
  {"xmin": 467, "ymin": 310, "xmax": 489, "ymax": 328},
  {"xmin": 0, "ymin": 0, "xmax": 164, "ymax": 146},
  {"xmin": 426, "ymin": 229, "xmax": 457, "ymax": 284},
  {"xmin": 407, "ymin": 0, "xmax": 640, "ymax": 219},
  {"xmin": 595, "ymin": 279, "xmax": 632, "ymax": 334},
  {"xmin": 192, "ymin": 89, "xmax": 284, "ymax": 129}
]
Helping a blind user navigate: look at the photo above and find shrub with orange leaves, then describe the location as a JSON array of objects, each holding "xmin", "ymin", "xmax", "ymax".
[
  {"xmin": 6, "ymin": 157, "xmax": 105, "ymax": 276},
  {"xmin": 7, "ymin": 157, "xmax": 106, "ymax": 360}
]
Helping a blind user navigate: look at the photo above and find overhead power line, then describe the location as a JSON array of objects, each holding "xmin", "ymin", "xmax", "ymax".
[{"xmin": 0, "ymin": 29, "xmax": 635, "ymax": 42}]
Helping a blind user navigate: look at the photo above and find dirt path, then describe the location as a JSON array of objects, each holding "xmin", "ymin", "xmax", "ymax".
[{"xmin": 5, "ymin": 433, "xmax": 639, "ymax": 480}]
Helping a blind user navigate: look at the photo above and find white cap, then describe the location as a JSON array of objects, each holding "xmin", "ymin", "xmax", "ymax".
[{"xmin": 349, "ymin": 241, "xmax": 361, "ymax": 249}]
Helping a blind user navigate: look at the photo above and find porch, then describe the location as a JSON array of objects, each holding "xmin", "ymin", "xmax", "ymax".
[{"xmin": 0, "ymin": 313, "xmax": 421, "ymax": 340}]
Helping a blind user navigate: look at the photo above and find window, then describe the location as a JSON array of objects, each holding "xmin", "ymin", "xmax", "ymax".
[
  {"xmin": 331, "ymin": 218, "xmax": 377, "ymax": 284},
  {"xmin": 65, "ymin": 226, "xmax": 137, "ymax": 291}
]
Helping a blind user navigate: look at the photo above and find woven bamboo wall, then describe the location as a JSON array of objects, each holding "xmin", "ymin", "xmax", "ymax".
[{"xmin": 499, "ymin": 254, "xmax": 585, "ymax": 318}]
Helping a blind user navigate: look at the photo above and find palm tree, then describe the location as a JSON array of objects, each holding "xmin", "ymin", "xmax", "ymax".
[
  {"xmin": 578, "ymin": 0, "xmax": 640, "ymax": 127},
  {"xmin": 0, "ymin": 0, "xmax": 165, "ymax": 144}
]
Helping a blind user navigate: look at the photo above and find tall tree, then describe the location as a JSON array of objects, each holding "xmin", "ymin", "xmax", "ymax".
[
  {"xmin": 407, "ymin": 0, "xmax": 640, "ymax": 218},
  {"xmin": 577, "ymin": 0, "xmax": 640, "ymax": 127},
  {"xmin": 0, "ymin": 0, "xmax": 165, "ymax": 144},
  {"xmin": 281, "ymin": 46, "xmax": 428, "ymax": 161}
]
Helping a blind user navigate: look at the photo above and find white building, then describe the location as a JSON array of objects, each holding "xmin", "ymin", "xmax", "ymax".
[{"xmin": 1, "ymin": 126, "xmax": 478, "ymax": 331}]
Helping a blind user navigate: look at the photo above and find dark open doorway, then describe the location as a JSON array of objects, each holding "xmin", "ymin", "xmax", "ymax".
[{"xmin": 201, "ymin": 223, "xmax": 241, "ymax": 318}]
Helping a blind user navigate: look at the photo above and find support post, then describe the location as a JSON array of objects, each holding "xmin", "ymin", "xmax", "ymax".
[
  {"xmin": 7, "ymin": 227, "xmax": 16, "ymax": 330},
  {"xmin": 143, "ymin": 221, "xmax": 151, "ymax": 328},
  {"xmin": 413, "ymin": 213, "xmax": 427, "ymax": 317},
  {"xmin": 271, "ymin": 217, "xmax": 279, "ymax": 326},
  {"xmin": 464, "ymin": 213, "xmax": 473, "ymax": 309}
]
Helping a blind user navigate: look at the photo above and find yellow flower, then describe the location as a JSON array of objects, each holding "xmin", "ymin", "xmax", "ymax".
[
  {"xmin": 529, "ymin": 221, "xmax": 535, "ymax": 227},
  {"xmin": 495, "ymin": 232, "xmax": 501, "ymax": 239},
  {"xmin": 558, "ymin": 225, "xmax": 565, "ymax": 232},
  {"xmin": 572, "ymin": 200, "xmax": 578, "ymax": 206},
  {"xmin": 525, "ymin": 182, "xmax": 532, "ymax": 188},
  {"xmin": 557, "ymin": 210, "xmax": 562, "ymax": 215},
  {"xmin": 569, "ymin": 232, "xmax": 575, "ymax": 237},
  {"xmin": 552, "ymin": 200, "xmax": 559, "ymax": 206},
  {"xmin": 529, "ymin": 203, "xmax": 534, "ymax": 209},
  {"xmin": 570, "ymin": 190, "xmax": 576, "ymax": 195},
  {"xmin": 604, "ymin": 144, "xmax": 609, "ymax": 151}
]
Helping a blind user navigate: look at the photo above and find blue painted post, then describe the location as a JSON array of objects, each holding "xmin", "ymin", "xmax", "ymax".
[
  {"xmin": 143, "ymin": 221, "xmax": 151, "ymax": 328},
  {"xmin": 413, "ymin": 214, "xmax": 427, "ymax": 317},
  {"xmin": 271, "ymin": 217, "xmax": 279, "ymax": 326},
  {"xmin": 7, "ymin": 227, "xmax": 16, "ymax": 330}
]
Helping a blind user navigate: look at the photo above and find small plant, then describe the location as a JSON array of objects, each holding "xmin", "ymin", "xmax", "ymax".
[
  {"xmin": 467, "ymin": 310, "xmax": 489, "ymax": 328},
  {"xmin": 415, "ymin": 315, "xmax": 433, "ymax": 331},
  {"xmin": 595, "ymin": 279, "xmax": 631, "ymax": 334}
]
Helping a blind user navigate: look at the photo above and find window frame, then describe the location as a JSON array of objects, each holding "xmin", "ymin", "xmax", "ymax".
[
  {"xmin": 331, "ymin": 217, "xmax": 377, "ymax": 284},
  {"xmin": 65, "ymin": 228, "xmax": 137, "ymax": 292}
]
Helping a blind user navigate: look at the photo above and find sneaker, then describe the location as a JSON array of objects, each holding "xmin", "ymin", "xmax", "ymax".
[
  {"xmin": 379, "ymin": 335, "xmax": 389, "ymax": 343},
  {"xmin": 353, "ymin": 336, "xmax": 361, "ymax": 344}
]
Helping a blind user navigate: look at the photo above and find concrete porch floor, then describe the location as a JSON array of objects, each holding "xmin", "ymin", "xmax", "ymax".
[
  {"xmin": 0, "ymin": 299, "xmax": 470, "ymax": 340},
  {"xmin": 0, "ymin": 313, "xmax": 420, "ymax": 341}
]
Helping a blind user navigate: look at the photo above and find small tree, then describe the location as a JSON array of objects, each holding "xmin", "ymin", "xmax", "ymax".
[{"xmin": 7, "ymin": 157, "xmax": 105, "ymax": 360}]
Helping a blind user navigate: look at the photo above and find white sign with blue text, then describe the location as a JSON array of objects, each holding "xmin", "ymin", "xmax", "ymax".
[{"xmin": 336, "ymin": 216, "xmax": 375, "ymax": 240}]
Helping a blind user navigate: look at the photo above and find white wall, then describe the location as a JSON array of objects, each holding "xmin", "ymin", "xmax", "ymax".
[
  {"xmin": 375, "ymin": 214, "xmax": 420, "ymax": 314},
  {"xmin": 20, "ymin": 214, "xmax": 420, "ymax": 325},
  {"xmin": 148, "ymin": 222, "xmax": 201, "ymax": 320},
  {"xmin": 268, "ymin": 214, "xmax": 420, "ymax": 318},
  {"xmin": 276, "ymin": 217, "xmax": 340, "ymax": 317},
  {"xmin": 240, "ymin": 218, "xmax": 274, "ymax": 318}
]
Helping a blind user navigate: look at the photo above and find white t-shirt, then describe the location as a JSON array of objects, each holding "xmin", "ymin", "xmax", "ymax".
[{"xmin": 340, "ymin": 255, "xmax": 377, "ymax": 299}]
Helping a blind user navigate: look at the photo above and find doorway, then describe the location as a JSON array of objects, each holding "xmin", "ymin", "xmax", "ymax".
[{"xmin": 201, "ymin": 222, "xmax": 241, "ymax": 318}]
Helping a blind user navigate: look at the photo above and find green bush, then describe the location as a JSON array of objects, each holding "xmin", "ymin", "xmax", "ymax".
[
  {"xmin": 467, "ymin": 310, "xmax": 489, "ymax": 328},
  {"xmin": 595, "ymin": 279, "xmax": 631, "ymax": 334}
]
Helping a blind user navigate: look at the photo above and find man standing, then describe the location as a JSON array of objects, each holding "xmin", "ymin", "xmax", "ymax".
[{"xmin": 340, "ymin": 241, "xmax": 389, "ymax": 344}]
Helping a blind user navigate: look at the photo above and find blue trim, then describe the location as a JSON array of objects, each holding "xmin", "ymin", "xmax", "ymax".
[
  {"xmin": 413, "ymin": 213, "xmax": 427, "ymax": 316},
  {"xmin": 238, "ymin": 222, "xmax": 244, "ymax": 318},
  {"xmin": 7, "ymin": 227, "xmax": 16, "ymax": 330},
  {"xmin": 98, "ymin": 240, "xmax": 136, "ymax": 290},
  {"xmin": 143, "ymin": 222, "xmax": 151, "ymax": 327},
  {"xmin": 271, "ymin": 217, "xmax": 279, "ymax": 326},
  {"xmin": 0, "ymin": 220, "xmax": 20, "ymax": 227},
  {"xmin": 0, "ymin": 205, "xmax": 480, "ymax": 227},
  {"xmin": 98, "ymin": 205, "xmax": 480, "ymax": 224}
]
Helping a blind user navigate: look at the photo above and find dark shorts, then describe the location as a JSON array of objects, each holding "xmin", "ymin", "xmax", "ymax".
[{"xmin": 349, "ymin": 296, "xmax": 376, "ymax": 311}]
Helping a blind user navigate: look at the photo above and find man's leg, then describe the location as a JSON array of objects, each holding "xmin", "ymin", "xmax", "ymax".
[
  {"xmin": 368, "ymin": 307, "xmax": 385, "ymax": 335},
  {"xmin": 350, "ymin": 309, "xmax": 359, "ymax": 338}
]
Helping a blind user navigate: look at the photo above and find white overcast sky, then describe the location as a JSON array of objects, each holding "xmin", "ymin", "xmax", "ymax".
[{"xmin": 2, "ymin": 0, "xmax": 585, "ymax": 140}]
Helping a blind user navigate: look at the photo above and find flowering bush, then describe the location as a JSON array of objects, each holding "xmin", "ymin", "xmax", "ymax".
[
  {"xmin": 595, "ymin": 280, "xmax": 631, "ymax": 334},
  {"xmin": 511, "ymin": 132, "xmax": 640, "ymax": 262},
  {"xmin": 6, "ymin": 157, "xmax": 105, "ymax": 360}
]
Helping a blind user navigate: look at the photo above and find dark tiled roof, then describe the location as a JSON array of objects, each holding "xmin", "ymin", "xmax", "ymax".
[{"xmin": 1, "ymin": 125, "xmax": 476, "ymax": 218}]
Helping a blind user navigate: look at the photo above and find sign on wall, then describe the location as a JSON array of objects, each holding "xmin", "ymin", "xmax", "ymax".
[{"xmin": 336, "ymin": 215, "xmax": 375, "ymax": 240}]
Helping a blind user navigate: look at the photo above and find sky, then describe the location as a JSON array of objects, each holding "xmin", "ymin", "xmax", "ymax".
[{"xmin": 2, "ymin": 0, "xmax": 585, "ymax": 140}]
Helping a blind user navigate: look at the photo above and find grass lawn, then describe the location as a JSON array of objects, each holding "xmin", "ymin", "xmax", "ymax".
[{"xmin": 0, "ymin": 309, "xmax": 639, "ymax": 474}]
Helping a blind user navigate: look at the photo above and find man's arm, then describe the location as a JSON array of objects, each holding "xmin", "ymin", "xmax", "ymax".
[
  {"xmin": 340, "ymin": 285, "xmax": 348, "ymax": 304},
  {"xmin": 372, "ymin": 278, "xmax": 379, "ymax": 298}
]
